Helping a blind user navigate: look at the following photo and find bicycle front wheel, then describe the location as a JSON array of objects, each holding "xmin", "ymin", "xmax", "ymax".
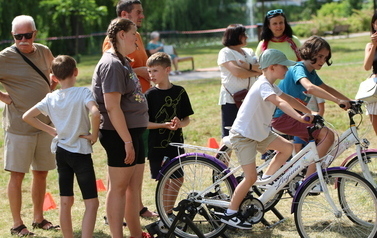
[
  {"xmin": 345, "ymin": 152, "xmax": 377, "ymax": 187},
  {"xmin": 294, "ymin": 170, "xmax": 377, "ymax": 238},
  {"xmin": 155, "ymin": 155, "xmax": 236, "ymax": 238}
]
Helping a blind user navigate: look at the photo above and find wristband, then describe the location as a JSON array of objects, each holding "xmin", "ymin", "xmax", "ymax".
[
  {"xmin": 124, "ymin": 141, "xmax": 133, "ymax": 144},
  {"xmin": 249, "ymin": 63, "xmax": 252, "ymax": 71}
]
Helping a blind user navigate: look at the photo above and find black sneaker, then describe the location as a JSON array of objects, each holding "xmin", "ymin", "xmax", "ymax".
[{"xmin": 220, "ymin": 213, "xmax": 252, "ymax": 229}]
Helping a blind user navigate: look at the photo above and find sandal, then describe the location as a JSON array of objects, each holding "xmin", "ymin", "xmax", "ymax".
[
  {"xmin": 10, "ymin": 224, "xmax": 35, "ymax": 237},
  {"xmin": 31, "ymin": 219, "xmax": 60, "ymax": 231},
  {"xmin": 140, "ymin": 207, "xmax": 159, "ymax": 218}
]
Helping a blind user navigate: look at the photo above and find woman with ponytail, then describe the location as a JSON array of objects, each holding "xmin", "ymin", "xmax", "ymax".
[
  {"xmin": 92, "ymin": 18, "xmax": 150, "ymax": 238},
  {"xmin": 255, "ymin": 9, "xmax": 301, "ymax": 62}
]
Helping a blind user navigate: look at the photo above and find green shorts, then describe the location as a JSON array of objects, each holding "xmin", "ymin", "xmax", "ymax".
[{"xmin": 4, "ymin": 131, "xmax": 55, "ymax": 173}]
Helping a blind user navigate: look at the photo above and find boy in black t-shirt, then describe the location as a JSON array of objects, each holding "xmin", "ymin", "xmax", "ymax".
[{"xmin": 145, "ymin": 52, "xmax": 194, "ymax": 215}]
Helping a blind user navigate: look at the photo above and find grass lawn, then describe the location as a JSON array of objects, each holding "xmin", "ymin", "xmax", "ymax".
[{"xmin": 0, "ymin": 34, "xmax": 376, "ymax": 237}]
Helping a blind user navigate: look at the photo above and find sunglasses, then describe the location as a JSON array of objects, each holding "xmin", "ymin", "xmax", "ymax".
[
  {"xmin": 13, "ymin": 32, "xmax": 34, "ymax": 40},
  {"xmin": 267, "ymin": 9, "xmax": 284, "ymax": 18}
]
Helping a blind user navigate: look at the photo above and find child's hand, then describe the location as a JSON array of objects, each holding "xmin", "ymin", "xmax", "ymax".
[
  {"xmin": 164, "ymin": 121, "xmax": 177, "ymax": 130},
  {"xmin": 80, "ymin": 133, "xmax": 98, "ymax": 145},
  {"xmin": 301, "ymin": 114, "xmax": 314, "ymax": 124},
  {"xmin": 171, "ymin": 116, "xmax": 181, "ymax": 130},
  {"xmin": 337, "ymin": 100, "xmax": 351, "ymax": 110}
]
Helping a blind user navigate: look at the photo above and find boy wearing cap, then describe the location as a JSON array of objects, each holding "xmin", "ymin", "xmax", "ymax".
[{"xmin": 221, "ymin": 49, "xmax": 314, "ymax": 229}]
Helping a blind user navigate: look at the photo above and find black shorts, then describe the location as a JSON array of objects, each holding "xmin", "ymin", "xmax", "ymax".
[
  {"xmin": 56, "ymin": 147, "xmax": 98, "ymax": 199},
  {"xmin": 149, "ymin": 156, "xmax": 184, "ymax": 180},
  {"xmin": 99, "ymin": 128, "xmax": 146, "ymax": 167}
]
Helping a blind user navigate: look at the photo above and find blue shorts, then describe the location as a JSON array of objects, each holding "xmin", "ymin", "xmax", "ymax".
[
  {"xmin": 221, "ymin": 103, "xmax": 238, "ymax": 137},
  {"xmin": 56, "ymin": 147, "xmax": 97, "ymax": 199},
  {"xmin": 99, "ymin": 128, "xmax": 146, "ymax": 167}
]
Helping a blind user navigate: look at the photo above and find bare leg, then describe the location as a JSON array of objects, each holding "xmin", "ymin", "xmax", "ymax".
[
  {"xmin": 164, "ymin": 177, "xmax": 184, "ymax": 214},
  {"xmin": 8, "ymin": 171, "xmax": 26, "ymax": 228},
  {"xmin": 306, "ymin": 127, "xmax": 334, "ymax": 177},
  {"xmin": 32, "ymin": 170, "xmax": 48, "ymax": 224},
  {"xmin": 60, "ymin": 196, "xmax": 74, "ymax": 238},
  {"xmin": 81, "ymin": 198, "xmax": 99, "ymax": 238},
  {"xmin": 125, "ymin": 167, "xmax": 143, "ymax": 238},
  {"xmin": 369, "ymin": 114, "xmax": 377, "ymax": 135},
  {"xmin": 107, "ymin": 166, "xmax": 133, "ymax": 238},
  {"xmin": 228, "ymin": 163, "xmax": 257, "ymax": 210},
  {"xmin": 263, "ymin": 136, "xmax": 293, "ymax": 176}
]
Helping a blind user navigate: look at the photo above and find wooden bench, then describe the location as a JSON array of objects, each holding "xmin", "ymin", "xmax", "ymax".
[
  {"xmin": 163, "ymin": 45, "xmax": 195, "ymax": 70},
  {"xmin": 177, "ymin": 56, "xmax": 194, "ymax": 70},
  {"xmin": 324, "ymin": 24, "xmax": 350, "ymax": 38}
]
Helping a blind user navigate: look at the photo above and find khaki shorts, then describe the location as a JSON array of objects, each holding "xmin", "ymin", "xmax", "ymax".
[
  {"xmin": 4, "ymin": 131, "xmax": 56, "ymax": 173},
  {"xmin": 229, "ymin": 130, "xmax": 278, "ymax": 166}
]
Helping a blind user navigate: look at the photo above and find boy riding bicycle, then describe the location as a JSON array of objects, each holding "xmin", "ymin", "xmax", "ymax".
[{"xmin": 221, "ymin": 49, "xmax": 313, "ymax": 229}]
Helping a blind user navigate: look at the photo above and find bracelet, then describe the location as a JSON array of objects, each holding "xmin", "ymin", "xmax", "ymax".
[
  {"xmin": 124, "ymin": 141, "xmax": 133, "ymax": 144},
  {"xmin": 249, "ymin": 63, "xmax": 252, "ymax": 71}
]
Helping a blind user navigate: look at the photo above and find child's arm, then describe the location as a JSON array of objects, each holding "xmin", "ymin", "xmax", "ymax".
[
  {"xmin": 300, "ymin": 77, "xmax": 351, "ymax": 109},
  {"xmin": 80, "ymin": 101, "xmax": 100, "ymax": 145},
  {"xmin": 267, "ymin": 94, "xmax": 311, "ymax": 123},
  {"xmin": 317, "ymin": 102, "xmax": 325, "ymax": 117},
  {"xmin": 279, "ymin": 93, "xmax": 314, "ymax": 115},
  {"xmin": 22, "ymin": 106, "xmax": 57, "ymax": 137},
  {"xmin": 147, "ymin": 121, "xmax": 175, "ymax": 130},
  {"xmin": 171, "ymin": 116, "xmax": 190, "ymax": 129}
]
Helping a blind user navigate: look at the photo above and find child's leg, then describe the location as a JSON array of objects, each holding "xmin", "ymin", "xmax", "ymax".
[
  {"xmin": 306, "ymin": 127, "xmax": 334, "ymax": 177},
  {"xmin": 60, "ymin": 196, "xmax": 74, "ymax": 238},
  {"xmin": 81, "ymin": 198, "xmax": 99, "ymax": 238},
  {"xmin": 164, "ymin": 176, "xmax": 184, "ymax": 214},
  {"xmin": 263, "ymin": 136, "xmax": 293, "ymax": 176},
  {"xmin": 228, "ymin": 162, "xmax": 257, "ymax": 211}
]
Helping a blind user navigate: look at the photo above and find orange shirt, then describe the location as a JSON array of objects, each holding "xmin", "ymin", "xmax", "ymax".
[{"xmin": 102, "ymin": 32, "xmax": 151, "ymax": 93}]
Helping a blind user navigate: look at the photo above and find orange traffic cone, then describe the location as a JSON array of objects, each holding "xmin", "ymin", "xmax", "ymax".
[
  {"xmin": 208, "ymin": 137, "xmax": 219, "ymax": 149},
  {"xmin": 43, "ymin": 192, "xmax": 57, "ymax": 211},
  {"xmin": 96, "ymin": 179, "xmax": 107, "ymax": 192}
]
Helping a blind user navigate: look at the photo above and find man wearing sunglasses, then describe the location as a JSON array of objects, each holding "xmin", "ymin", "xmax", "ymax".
[{"xmin": 0, "ymin": 15, "xmax": 59, "ymax": 236}]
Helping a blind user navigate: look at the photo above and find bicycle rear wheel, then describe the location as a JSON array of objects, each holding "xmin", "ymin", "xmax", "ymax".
[
  {"xmin": 345, "ymin": 152, "xmax": 377, "ymax": 187},
  {"xmin": 155, "ymin": 155, "xmax": 237, "ymax": 238},
  {"xmin": 294, "ymin": 170, "xmax": 377, "ymax": 238}
]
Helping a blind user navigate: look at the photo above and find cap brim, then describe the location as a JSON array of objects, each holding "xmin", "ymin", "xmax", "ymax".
[{"xmin": 280, "ymin": 59, "xmax": 297, "ymax": 67}]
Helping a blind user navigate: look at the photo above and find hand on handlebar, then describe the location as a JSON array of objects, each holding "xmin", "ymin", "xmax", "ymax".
[
  {"xmin": 338, "ymin": 100, "xmax": 351, "ymax": 110},
  {"xmin": 301, "ymin": 113, "xmax": 314, "ymax": 124}
]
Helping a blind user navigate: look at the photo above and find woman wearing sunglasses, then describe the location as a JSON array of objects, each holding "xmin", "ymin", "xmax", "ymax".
[{"xmin": 255, "ymin": 9, "xmax": 301, "ymax": 62}]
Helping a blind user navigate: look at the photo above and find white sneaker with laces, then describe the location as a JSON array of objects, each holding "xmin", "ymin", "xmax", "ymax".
[{"xmin": 220, "ymin": 213, "xmax": 252, "ymax": 229}]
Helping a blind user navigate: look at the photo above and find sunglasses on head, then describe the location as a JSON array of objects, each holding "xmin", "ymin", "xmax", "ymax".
[
  {"xmin": 267, "ymin": 9, "xmax": 284, "ymax": 18},
  {"xmin": 13, "ymin": 32, "xmax": 34, "ymax": 40}
]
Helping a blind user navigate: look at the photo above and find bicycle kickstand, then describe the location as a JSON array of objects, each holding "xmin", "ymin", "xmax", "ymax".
[{"xmin": 165, "ymin": 199, "xmax": 205, "ymax": 238}]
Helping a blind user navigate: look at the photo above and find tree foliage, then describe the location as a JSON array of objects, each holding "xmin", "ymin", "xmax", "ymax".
[{"xmin": 0, "ymin": 0, "xmax": 374, "ymax": 54}]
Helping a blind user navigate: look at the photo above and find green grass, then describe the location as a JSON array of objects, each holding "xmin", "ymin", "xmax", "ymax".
[{"xmin": 0, "ymin": 34, "xmax": 376, "ymax": 237}]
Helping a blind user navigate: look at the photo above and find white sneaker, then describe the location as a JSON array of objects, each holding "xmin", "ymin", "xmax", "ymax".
[
  {"xmin": 158, "ymin": 214, "xmax": 176, "ymax": 233},
  {"xmin": 220, "ymin": 213, "xmax": 252, "ymax": 229},
  {"xmin": 169, "ymin": 71, "xmax": 176, "ymax": 76},
  {"xmin": 310, "ymin": 184, "xmax": 323, "ymax": 193}
]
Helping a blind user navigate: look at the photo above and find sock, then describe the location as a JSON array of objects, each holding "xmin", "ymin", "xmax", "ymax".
[
  {"xmin": 262, "ymin": 174, "xmax": 271, "ymax": 179},
  {"xmin": 226, "ymin": 209, "xmax": 238, "ymax": 215}
]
